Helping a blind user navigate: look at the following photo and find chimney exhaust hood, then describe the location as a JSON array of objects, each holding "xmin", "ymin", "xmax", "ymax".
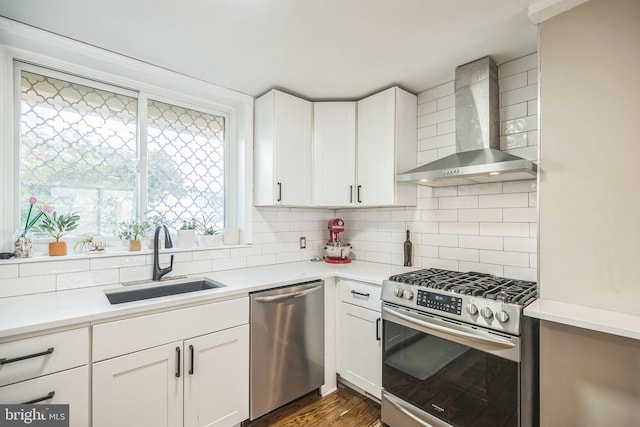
[{"xmin": 397, "ymin": 56, "xmax": 537, "ymax": 187}]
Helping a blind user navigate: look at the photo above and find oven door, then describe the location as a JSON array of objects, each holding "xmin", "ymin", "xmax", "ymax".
[{"xmin": 382, "ymin": 304, "xmax": 521, "ymax": 427}]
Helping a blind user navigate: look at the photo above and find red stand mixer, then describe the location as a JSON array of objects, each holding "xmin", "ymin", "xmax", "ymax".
[{"xmin": 325, "ymin": 218, "xmax": 352, "ymax": 264}]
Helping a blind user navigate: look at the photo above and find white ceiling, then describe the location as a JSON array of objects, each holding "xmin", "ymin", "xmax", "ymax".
[{"xmin": 0, "ymin": 0, "xmax": 539, "ymax": 100}]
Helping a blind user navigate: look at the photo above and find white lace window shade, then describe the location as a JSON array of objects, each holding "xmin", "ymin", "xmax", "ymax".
[
  {"xmin": 20, "ymin": 69, "xmax": 138, "ymax": 238},
  {"xmin": 19, "ymin": 67, "xmax": 227, "ymax": 239}
]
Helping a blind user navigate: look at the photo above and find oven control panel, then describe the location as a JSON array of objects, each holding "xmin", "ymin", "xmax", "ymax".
[{"xmin": 416, "ymin": 290, "xmax": 462, "ymax": 315}]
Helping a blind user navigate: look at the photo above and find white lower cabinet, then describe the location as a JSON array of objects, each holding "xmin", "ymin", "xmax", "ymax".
[
  {"xmin": 0, "ymin": 365, "xmax": 89, "ymax": 427},
  {"xmin": 0, "ymin": 327, "xmax": 89, "ymax": 427},
  {"xmin": 92, "ymin": 298, "xmax": 249, "ymax": 427},
  {"xmin": 336, "ymin": 280, "xmax": 382, "ymax": 399},
  {"xmin": 93, "ymin": 341, "xmax": 183, "ymax": 427},
  {"xmin": 183, "ymin": 326, "xmax": 249, "ymax": 427}
]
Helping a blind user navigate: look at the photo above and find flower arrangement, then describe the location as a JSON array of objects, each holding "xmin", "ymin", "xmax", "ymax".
[
  {"xmin": 36, "ymin": 211, "xmax": 80, "ymax": 242},
  {"xmin": 19, "ymin": 196, "xmax": 53, "ymax": 238}
]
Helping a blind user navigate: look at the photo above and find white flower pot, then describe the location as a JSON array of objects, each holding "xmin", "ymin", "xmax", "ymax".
[
  {"xmin": 177, "ymin": 229, "xmax": 196, "ymax": 248},
  {"xmin": 198, "ymin": 234, "xmax": 220, "ymax": 247}
]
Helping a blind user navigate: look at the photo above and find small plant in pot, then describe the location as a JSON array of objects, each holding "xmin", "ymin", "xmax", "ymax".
[
  {"xmin": 36, "ymin": 210, "xmax": 80, "ymax": 256},
  {"xmin": 147, "ymin": 213, "xmax": 169, "ymax": 249},
  {"xmin": 177, "ymin": 218, "xmax": 196, "ymax": 248},
  {"xmin": 196, "ymin": 215, "xmax": 220, "ymax": 247},
  {"xmin": 117, "ymin": 219, "xmax": 151, "ymax": 251}
]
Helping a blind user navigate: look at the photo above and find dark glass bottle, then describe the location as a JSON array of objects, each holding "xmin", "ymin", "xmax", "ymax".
[{"xmin": 403, "ymin": 230, "xmax": 412, "ymax": 267}]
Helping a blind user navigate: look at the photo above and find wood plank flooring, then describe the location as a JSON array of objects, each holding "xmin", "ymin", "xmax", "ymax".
[{"xmin": 245, "ymin": 384, "xmax": 382, "ymax": 427}]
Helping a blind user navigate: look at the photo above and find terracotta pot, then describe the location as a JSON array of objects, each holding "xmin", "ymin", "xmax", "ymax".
[
  {"xmin": 129, "ymin": 240, "xmax": 142, "ymax": 251},
  {"xmin": 49, "ymin": 241, "xmax": 67, "ymax": 256}
]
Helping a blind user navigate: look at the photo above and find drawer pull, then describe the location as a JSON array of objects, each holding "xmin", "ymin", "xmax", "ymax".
[
  {"xmin": 189, "ymin": 344, "xmax": 194, "ymax": 375},
  {"xmin": 175, "ymin": 346, "xmax": 181, "ymax": 378},
  {"xmin": 0, "ymin": 347, "xmax": 54, "ymax": 365},
  {"xmin": 350, "ymin": 290, "xmax": 370, "ymax": 298},
  {"xmin": 23, "ymin": 391, "xmax": 55, "ymax": 405}
]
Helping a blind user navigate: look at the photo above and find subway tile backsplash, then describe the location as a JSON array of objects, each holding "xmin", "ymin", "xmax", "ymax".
[{"xmin": 0, "ymin": 54, "xmax": 539, "ymax": 298}]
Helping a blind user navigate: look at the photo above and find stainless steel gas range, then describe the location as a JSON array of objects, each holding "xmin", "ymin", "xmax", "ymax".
[{"xmin": 380, "ymin": 268, "xmax": 539, "ymax": 427}]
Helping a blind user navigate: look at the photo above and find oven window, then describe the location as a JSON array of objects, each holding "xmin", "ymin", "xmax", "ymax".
[{"xmin": 383, "ymin": 320, "xmax": 518, "ymax": 427}]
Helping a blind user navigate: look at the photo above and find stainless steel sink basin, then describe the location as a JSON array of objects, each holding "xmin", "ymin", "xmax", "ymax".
[{"xmin": 105, "ymin": 279, "xmax": 225, "ymax": 304}]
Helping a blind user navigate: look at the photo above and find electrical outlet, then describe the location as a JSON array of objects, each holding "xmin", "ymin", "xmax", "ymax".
[{"xmin": 299, "ymin": 237, "xmax": 306, "ymax": 249}]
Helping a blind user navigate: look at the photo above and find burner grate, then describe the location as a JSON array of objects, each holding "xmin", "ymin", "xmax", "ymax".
[{"xmin": 389, "ymin": 268, "xmax": 537, "ymax": 305}]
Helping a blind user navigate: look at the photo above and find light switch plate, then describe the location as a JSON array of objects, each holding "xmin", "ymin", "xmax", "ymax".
[{"xmin": 299, "ymin": 237, "xmax": 306, "ymax": 249}]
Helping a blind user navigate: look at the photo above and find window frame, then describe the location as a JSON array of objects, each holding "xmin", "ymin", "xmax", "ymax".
[{"xmin": 0, "ymin": 20, "xmax": 253, "ymax": 251}]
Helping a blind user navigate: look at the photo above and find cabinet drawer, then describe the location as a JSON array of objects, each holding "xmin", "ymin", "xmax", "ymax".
[
  {"xmin": 0, "ymin": 365, "xmax": 88, "ymax": 427},
  {"xmin": 93, "ymin": 297, "xmax": 249, "ymax": 362},
  {"xmin": 0, "ymin": 327, "xmax": 89, "ymax": 387},
  {"xmin": 338, "ymin": 280, "xmax": 381, "ymax": 312}
]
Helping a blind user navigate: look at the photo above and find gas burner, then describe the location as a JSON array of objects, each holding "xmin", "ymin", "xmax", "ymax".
[{"xmin": 388, "ymin": 268, "xmax": 537, "ymax": 306}]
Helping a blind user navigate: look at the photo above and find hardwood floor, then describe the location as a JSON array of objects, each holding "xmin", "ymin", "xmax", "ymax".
[{"xmin": 245, "ymin": 384, "xmax": 382, "ymax": 427}]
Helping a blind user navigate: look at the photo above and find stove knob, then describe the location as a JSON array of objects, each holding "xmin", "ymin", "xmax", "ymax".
[
  {"xmin": 480, "ymin": 307, "xmax": 493, "ymax": 320},
  {"xmin": 466, "ymin": 303, "xmax": 478, "ymax": 315},
  {"xmin": 394, "ymin": 288, "xmax": 404, "ymax": 298},
  {"xmin": 403, "ymin": 290, "xmax": 414, "ymax": 300},
  {"xmin": 496, "ymin": 310, "xmax": 510, "ymax": 323}
]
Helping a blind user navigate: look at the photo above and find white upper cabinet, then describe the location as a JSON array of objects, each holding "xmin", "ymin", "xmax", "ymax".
[
  {"xmin": 254, "ymin": 90, "xmax": 312, "ymax": 206},
  {"xmin": 312, "ymin": 102, "xmax": 357, "ymax": 207},
  {"xmin": 255, "ymin": 86, "xmax": 416, "ymax": 208},
  {"xmin": 356, "ymin": 87, "xmax": 417, "ymax": 207}
]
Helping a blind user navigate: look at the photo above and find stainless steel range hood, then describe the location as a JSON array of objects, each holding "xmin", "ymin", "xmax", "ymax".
[{"xmin": 397, "ymin": 56, "xmax": 537, "ymax": 187}]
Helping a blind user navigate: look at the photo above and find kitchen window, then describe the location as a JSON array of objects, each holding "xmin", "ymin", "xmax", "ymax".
[{"xmin": 17, "ymin": 63, "xmax": 227, "ymax": 239}]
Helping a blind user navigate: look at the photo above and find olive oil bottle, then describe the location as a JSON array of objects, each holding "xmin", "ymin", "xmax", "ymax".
[{"xmin": 403, "ymin": 230, "xmax": 412, "ymax": 267}]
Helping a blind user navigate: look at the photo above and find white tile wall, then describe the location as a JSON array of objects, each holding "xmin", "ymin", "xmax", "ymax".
[
  {"xmin": 342, "ymin": 53, "xmax": 538, "ymax": 282},
  {"xmin": 0, "ymin": 54, "xmax": 539, "ymax": 299}
]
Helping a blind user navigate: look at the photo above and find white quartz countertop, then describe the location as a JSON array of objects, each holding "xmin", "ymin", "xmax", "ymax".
[
  {"xmin": 524, "ymin": 299, "xmax": 640, "ymax": 340},
  {"xmin": 0, "ymin": 260, "xmax": 411, "ymax": 339}
]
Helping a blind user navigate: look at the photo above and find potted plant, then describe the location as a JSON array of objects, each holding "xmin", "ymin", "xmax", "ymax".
[
  {"xmin": 177, "ymin": 218, "xmax": 196, "ymax": 248},
  {"xmin": 147, "ymin": 213, "xmax": 168, "ymax": 249},
  {"xmin": 36, "ymin": 210, "xmax": 80, "ymax": 256},
  {"xmin": 196, "ymin": 215, "xmax": 220, "ymax": 247},
  {"xmin": 74, "ymin": 234, "xmax": 110, "ymax": 254},
  {"xmin": 117, "ymin": 219, "xmax": 151, "ymax": 251}
]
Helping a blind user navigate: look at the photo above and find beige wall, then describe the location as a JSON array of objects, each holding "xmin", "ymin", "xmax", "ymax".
[
  {"xmin": 538, "ymin": 0, "xmax": 640, "ymax": 425},
  {"xmin": 539, "ymin": 0, "xmax": 640, "ymax": 313}
]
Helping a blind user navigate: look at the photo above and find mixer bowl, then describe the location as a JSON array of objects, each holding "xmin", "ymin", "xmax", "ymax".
[{"xmin": 326, "ymin": 242, "xmax": 351, "ymax": 259}]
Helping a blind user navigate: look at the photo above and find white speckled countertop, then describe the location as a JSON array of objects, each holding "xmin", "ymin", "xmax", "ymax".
[
  {"xmin": 0, "ymin": 260, "xmax": 412, "ymax": 339},
  {"xmin": 524, "ymin": 299, "xmax": 640, "ymax": 341}
]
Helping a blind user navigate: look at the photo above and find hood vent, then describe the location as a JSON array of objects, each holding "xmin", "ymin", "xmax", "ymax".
[{"xmin": 397, "ymin": 56, "xmax": 537, "ymax": 187}]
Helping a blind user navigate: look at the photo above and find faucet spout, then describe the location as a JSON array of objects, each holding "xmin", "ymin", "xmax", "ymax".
[{"xmin": 153, "ymin": 225, "xmax": 174, "ymax": 281}]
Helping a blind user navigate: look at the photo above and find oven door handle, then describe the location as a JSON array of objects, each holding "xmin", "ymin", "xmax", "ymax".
[
  {"xmin": 382, "ymin": 306, "xmax": 516, "ymax": 349},
  {"xmin": 384, "ymin": 392, "xmax": 439, "ymax": 427}
]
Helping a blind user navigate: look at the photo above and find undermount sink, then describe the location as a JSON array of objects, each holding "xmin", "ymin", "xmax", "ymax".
[{"xmin": 105, "ymin": 279, "xmax": 225, "ymax": 305}]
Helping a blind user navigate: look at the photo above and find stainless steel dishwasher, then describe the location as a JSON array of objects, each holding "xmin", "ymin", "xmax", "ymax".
[{"xmin": 249, "ymin": 280, "xmax": 324, "ymax": 420}]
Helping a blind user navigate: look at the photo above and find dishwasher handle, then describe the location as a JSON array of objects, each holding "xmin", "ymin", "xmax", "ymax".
[{"xmin": 254, "ymin": 285, "xmax": 322, "ymax": 303}]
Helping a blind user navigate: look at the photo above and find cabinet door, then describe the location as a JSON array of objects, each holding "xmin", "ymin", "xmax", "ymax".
[
  {"xmin": 356, "ymin": 87, "xmax": 417, "ymax": 207},
  {"xmin": 0, "ymin": 366, "xmax": 89, "ymax": 427},
  {"xmin": 337, "ymin": 302, "xmax": 382, "ymax": 399},
  {"xmin": 184, "ymin": 325, "xmax": 249, "ymax": 427},
  {"xmin": 254, "ymin": 90, "xmax": 312, "ymax": 206},
  {"xmin": 356, "ymin": 87, "xmax": 397, "ymax": 206},
  {"xmin": 312, "ymin": 102, "xmax": 356, "ymax": 207},
  {"xmin": 93, "ymin": 341, "xmax": 183, "ymax": 427},
  {"xmin": 274, "ymin": 91, "xmax": 312, "ymax": 206}
]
